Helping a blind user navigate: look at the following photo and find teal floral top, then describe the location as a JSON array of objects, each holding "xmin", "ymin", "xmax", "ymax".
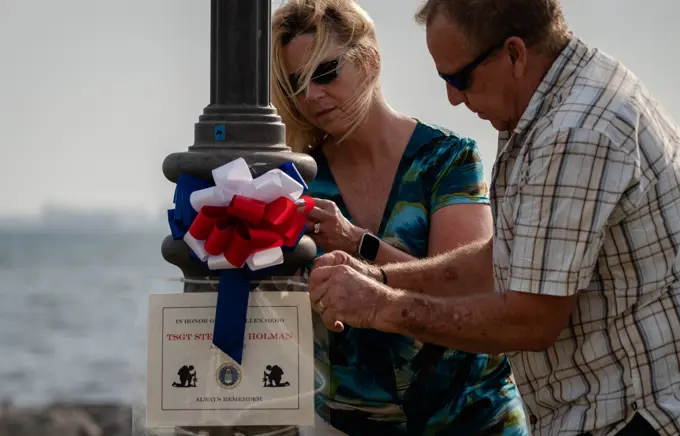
[{"xmin": 305, "ymin": 121, "xmax": 528, "ymax": 436}]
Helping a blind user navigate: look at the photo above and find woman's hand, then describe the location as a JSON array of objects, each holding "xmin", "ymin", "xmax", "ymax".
[{"xmin": 303, "ymin": 198, "xmax": 365, "ymax": 254}]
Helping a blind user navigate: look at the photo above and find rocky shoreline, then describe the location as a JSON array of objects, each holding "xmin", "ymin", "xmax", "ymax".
[
  {"xmin": 0, "ymin": 402, "xmax": 145, "ymax": 436},
  {"xmin": 0, "ymin": 402, "xmax": 300, "ymax": 436}
]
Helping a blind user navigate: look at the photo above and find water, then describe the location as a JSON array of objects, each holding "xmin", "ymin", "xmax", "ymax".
[{"xmin": 0, "ymin": 230, "xmax": 183, "ymax": 407}]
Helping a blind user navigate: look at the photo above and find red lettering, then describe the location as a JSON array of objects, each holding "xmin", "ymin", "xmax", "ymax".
[
  {"xmin": 247, "ymin": 332, "xmax": 294, "ymax": 340},
  {"xmin": 193, "ymin": 333, "xmax": 214, "ymax": 340},
  {"xmin": 166, "ymin": 333, "xmax": 192, "ymax": 341}
]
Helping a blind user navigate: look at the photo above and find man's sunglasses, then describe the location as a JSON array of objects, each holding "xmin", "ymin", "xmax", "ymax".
[
  {"xmin": 438, "ymin": 42, "xmax": 505, "ymax": 91},
  {"xmin": 288, "ymin": 56, "xmax": 343, "ymax": 93}
]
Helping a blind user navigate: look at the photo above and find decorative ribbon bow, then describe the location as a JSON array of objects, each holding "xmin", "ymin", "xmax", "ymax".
[{"xmin": 167, "ymin": 158, "xmax": 313, "ymax": 364}]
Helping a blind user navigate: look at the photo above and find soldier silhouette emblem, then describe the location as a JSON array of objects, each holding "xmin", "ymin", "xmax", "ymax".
[
  {"xmin": 172, "ymin": 365, "xmax": 197, "ymax": 388},
  {"xmin": 262, "ymin": 365, "xmax": 290, "ymax": 387}
]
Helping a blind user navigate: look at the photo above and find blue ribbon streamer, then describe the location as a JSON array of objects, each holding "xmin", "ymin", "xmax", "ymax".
[
  {"xmin": 167, "ymin": 164, "xmax": 307, "ymax": 365},
  {"xmin": 167, "ymin": 174, "xmax": 211, "ymax": 239}
]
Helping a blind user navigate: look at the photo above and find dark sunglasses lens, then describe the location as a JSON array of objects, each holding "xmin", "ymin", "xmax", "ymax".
[
  {"xmin": 441, "ymin": 73, "xmax": 467, "ymax": 91},
  {"xmin": 288, "ymin": 59, "xmax": 340, "ymax": 92},
  {"xmin": 312, "ymin": 60, "xmax": 339, "ymax": 85},
  {"xmin": 312, "ymin": 70, "xmax": 338, "ymax": 85}
]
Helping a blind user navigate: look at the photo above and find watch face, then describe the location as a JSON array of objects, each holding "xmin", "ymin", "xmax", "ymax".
[{"xmin": 360, "ymin": 233, "xmax": 380, "ymax": 261}]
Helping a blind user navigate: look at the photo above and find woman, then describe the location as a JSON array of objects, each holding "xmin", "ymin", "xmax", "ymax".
[{"xmin": 271, "ymin": 1, "xmax": 528, "ymax": 435}]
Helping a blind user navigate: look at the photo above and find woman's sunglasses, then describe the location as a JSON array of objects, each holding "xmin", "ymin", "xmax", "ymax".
[{"xmin": 288, "ymin": 56, "xmax": 343, "ymax": 93}]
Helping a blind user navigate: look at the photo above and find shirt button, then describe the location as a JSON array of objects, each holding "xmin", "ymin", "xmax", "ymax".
[{"xmin": 530, "ymin": 415, "xmax": 538, "ymax": 425}]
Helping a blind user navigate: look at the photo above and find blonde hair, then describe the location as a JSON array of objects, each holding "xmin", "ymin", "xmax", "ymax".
[{"xmin": 272, "ymin": 0, "xmax": 380, "ymax": 153}]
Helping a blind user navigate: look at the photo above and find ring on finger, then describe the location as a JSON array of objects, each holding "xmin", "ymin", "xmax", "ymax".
[{"xmin": 313, "ymin": 222, "xmax": 321, "ymax": 234}]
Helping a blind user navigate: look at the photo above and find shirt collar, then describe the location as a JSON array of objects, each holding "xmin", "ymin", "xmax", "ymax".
[{"xmin": 501, "ymin": 36, "xmax": 593, "ymax": 143}]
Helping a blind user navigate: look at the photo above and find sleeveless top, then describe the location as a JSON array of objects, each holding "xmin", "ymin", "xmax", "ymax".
[{"xmin": 305, "ymin": 121, "xmax": 528, "ymax": 436}]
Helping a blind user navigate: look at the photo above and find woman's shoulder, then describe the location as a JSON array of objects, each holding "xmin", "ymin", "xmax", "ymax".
[
  {"xmin": 408, "ymin": 120, "xmax": 482, "ymax": 169},
  {"xmin": 415, "ymin": 120, "xmax": 464, "ymax": 139}
]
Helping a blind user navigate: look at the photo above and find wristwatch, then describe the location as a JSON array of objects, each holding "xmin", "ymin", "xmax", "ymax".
[{"xmin": 357, "ymin": 231, "xmax": 380, "ymax": 262}]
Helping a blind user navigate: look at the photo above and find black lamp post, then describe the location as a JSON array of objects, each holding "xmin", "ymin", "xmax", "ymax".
[{"xmin": 161, "ymin": 1, "xmax": 316, "ymax": 434}]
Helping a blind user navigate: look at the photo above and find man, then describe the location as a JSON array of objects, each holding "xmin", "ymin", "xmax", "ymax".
[{"xmin": 306, "ymin": 0, "xmax": 680, "ymax": 435}]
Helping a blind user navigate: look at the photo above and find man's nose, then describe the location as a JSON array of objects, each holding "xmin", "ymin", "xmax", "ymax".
[{"xmin": 446, "ymin": 84, "xmax": 466, "ymax": 106}]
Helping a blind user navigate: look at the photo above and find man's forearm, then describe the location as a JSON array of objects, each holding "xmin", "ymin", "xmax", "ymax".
[
  {"xmin": 375, "ymin": 289, "xmax": 551, "ymax": 354},
  {"xmin": 381, "ymin": 238, "xmax": 494, "ymax": 298}
]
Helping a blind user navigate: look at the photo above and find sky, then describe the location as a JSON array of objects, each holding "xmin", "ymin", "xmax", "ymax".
[{"xmin": 0, "ymin": 0, "xmax": 677, "ymax": 217}]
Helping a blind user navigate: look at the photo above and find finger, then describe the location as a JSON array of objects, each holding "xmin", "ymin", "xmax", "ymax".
[
  {"xmin": 296, "ymin": 196, "xmax": 315, "ymax": 213},
  {"xmin": 312, "ymin": 198, "xmax": 336, "ymax": 211},
  {"xmin": 305, "ymin": 220, "xmax": 321, "ymax": 235},
  {"xmin": 332, "ymin": 320, "xmax": 345, "ymax": 332},
  {"xmin": 307, "ymin": 264, "xmax": 339, "ymax": 293},
  {"xmin": 312, "ymin": 251, "xmax": 350, "ymax": 270},
  {"xmin": 307, "ymin": 278, "xmax": 325, "ymax": 304},
  {"xmin": 320, "ymin": 311, "xmax": 344, "ymax": 332},
  {"xmin": 309, "ymin": 285, "xmax": 325, "ymax": 306},
  {"xmin": 304, "ymin": 206, "xmax": 331, "ymax": 222},
  {"xmin": 305, "ymin": 219, "xmax": 325, "ymax": 231},
  {"xmin": 315, "ymin": 293, "xmax": 329, "ymax": 312},
  {"xmin": 311, "ymin": 297, "xmax": 326, "ymax": 313}
]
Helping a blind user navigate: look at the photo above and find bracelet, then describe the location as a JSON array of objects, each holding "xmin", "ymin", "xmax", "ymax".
[{"xmin": 379, "ymin": 267, "xmax": 388, "ymax": 285}]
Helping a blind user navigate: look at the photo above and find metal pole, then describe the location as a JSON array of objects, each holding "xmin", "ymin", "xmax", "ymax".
[{"xmin": 161, "ymin": 1, "xmax": 317, "ymax": 434}]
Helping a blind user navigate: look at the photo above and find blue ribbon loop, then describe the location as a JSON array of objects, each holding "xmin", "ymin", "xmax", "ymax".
[{"xmin": 167, "ymin": 164, "xmax": 307, "ymax": 365}]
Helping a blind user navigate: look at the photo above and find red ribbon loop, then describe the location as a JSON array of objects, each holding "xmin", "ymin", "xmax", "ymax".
[
  {"xmin": 263, "ymin": 197, "xmax": 297, "ymax": 227},
  {"xmin": 223, "ymin": 224, "xmax": 253, "ymax": 267},
  {"xmin": 189, "ymin": 206, "xmax": 228, "ymax": 240},
  {"xmin": 227, "ymin": 195, "xmax": 266, "ymax": 225},
  {"xmin": 186, "ymin": 194, "xmax": 310, "ymax": 268},
  {"xmin": 204, "ymin": 219, "xmax": 235, "ymax": 256},
  {"xmin": 300, "ymin": 195, "xmax": 315, "ymax": 213},
  {"xmin": 248, "ymin": 227, "xmax": 284, "ymax": 250},
  {"xmin": 282, "ymin": 214, "xmax": 307, "ymax": 246}
]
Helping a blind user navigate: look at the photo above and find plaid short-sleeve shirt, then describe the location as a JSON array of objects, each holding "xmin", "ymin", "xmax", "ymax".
[{"xmin": 491, "ymin": 36, "xmax": 680, "ymax": 436}]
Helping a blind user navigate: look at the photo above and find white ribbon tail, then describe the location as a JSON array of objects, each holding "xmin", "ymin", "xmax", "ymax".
[
  {"xmin": 247, "ymin": 247, "xmax": 284, "ymax": 271},
  {"xmin": 207, "ymin": 254, "xmax": 240, "ymax": 270},
  {"xmin": 183, "ymin": 232, "xmax": 209, "ymax": 261}
]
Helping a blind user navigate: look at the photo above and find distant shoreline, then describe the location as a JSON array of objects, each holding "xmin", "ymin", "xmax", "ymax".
[{"xmin": 0, "ymin": 206, "xmax": 170, "ymax": 235}]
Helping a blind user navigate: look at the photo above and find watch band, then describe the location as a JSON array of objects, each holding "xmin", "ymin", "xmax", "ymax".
[{"xmin": 379, "ymin": 267, "xmax": 388, "ymax": 284}]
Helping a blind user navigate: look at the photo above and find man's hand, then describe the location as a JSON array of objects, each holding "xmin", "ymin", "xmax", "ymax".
[
  {"xmin": 312, "ymin": 250, "xmax": 383, "ymax": 282},
  {"xmin": 307, "ymin": 261, "xmax": 393, "ymax": 332}
]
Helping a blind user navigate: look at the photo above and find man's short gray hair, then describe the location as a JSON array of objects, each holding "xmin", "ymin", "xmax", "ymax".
[{"xmin": 415, "ymin": 0, "xmax": 570, "ymax": 55}]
